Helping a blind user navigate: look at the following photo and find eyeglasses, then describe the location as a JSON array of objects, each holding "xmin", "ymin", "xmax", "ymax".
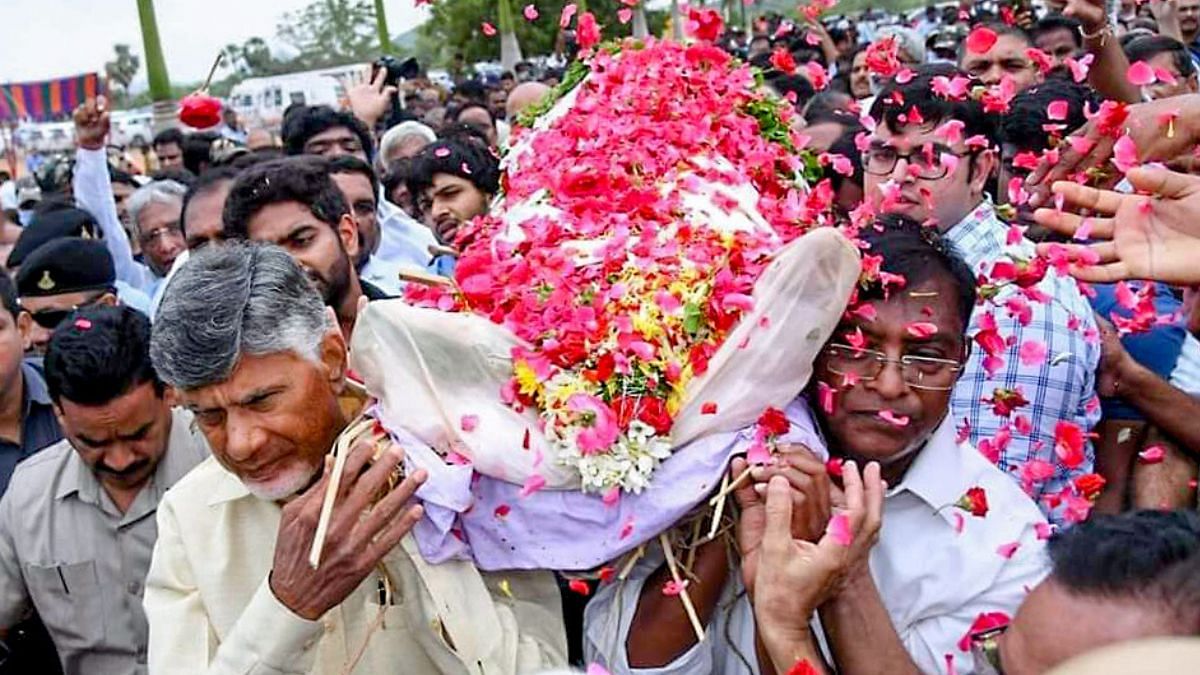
[
  {"xmin": 138, "ymin": 222, "xmax": 183, "ymax": 247},
  {"xmin": 970, "ymin": 625, "xmax": 1007, "ymax": 675},
  {"xmin": 23, "ymin": 293, "xmax": 106, "ymax": 330},
  {"xmin": 822, "ymin": 343, "xmax": 964, "ymax": 391},
  {"xmin": 863, "ymin": 145, "xmax": 972, "ymax": 180}
]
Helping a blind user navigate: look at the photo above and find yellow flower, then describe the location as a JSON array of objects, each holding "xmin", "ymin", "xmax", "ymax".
[{"xmin": 513, "ymin": 360, "xmax": 544, "ymax": 400}]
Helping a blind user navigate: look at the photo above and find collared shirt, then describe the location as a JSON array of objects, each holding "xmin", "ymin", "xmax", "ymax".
[
  {"xmin": 944, "ymin": 201, "xmax": 1101, "ymax": 522},
  {"xmin": 359, "ymin": 254, "xmax": 407, "ymax": 296},
  {"xmin": 0, "ymin": 407, "xmax": 209, "ymax": 675},
  {"xmin": 375, "ymin": 198, "xmax": 438, "ymax": 272},
  {"xmin": 0, "ymin": 360, "xmax": 62, "ymax": 496},
  {"xmin": 583, "ymin": 414, "xmax": 1051, "ymax": 675},
  {"xmin": 143, "ymin": 453, "xmax": 568, "ymax": 674}
]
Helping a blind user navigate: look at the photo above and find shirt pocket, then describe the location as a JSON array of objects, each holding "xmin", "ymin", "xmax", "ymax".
[{"xmin": 24, "ymin": 560, "xmax": 107, "ymax": 651}]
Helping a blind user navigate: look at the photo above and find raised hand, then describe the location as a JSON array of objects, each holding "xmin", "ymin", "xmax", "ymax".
[
  {"xmin": 752, "ymin": 461, "xmax": 884, "ymax": 670},
  {"xmin": 1034, "ymin": 167, "xmax": 1200, "ymax": 285},
  {"xmin": 346, "ymin": 66, "xmax": 398, "ymax": 129},
  {"xmin": 732, "ymin": 445, "xmax": 832, "ymax": 597},
  {"xmin": 268, "ymin": 439, "xmax": 427, "ymax": 620},
  {"xmin": 72, "ymin": 96, "xmax": 110, "ymax": 151},
  {"xmin": 1026, "ymin": 95, "xmax": 1200, "ymax": 207}
]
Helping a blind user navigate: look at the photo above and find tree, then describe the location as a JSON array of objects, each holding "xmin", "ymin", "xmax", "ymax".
[
  {"xmin": 374, "ymin": 0, "xmax": 392, "ymax": 54},
  {"xmin": 497, "ymin": 0, "xmax": 523, "ymax": 71},
  {"xmin": 276, "ymin": 0, "xmax": 380, "ymax": 70},
  {"xmin": 418, "ymin": 0, "xmax": 667, "ymax": 68},
  {"xmin": 104, "ymin": 44, "xmax": 141, "ymax": 104},
  {"xmin": 136, "ymin": 0, "xmax": 171, "ymax": 101},
  {"xmin": 223, "ymin": 37, "xmax": 281, "ymax": 78}
]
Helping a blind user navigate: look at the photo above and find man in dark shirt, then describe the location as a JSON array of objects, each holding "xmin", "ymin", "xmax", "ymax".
[
  {"xmin": 0, "ymin": 273, "xmax": 61, "ymax": 496},
  {"xmin": 0, "ymin": 273, "xmax": 62, "ymax": 675}
]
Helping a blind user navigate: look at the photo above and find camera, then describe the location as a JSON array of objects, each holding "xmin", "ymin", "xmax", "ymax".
[{"xmin": 373, "ymin": 56, "xmax": 421, "ymax": 87}]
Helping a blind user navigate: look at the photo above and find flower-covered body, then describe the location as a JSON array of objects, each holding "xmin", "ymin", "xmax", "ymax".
[{"xmin": 407, "ymin": 39, "xmax": 824, "ymax": 494}]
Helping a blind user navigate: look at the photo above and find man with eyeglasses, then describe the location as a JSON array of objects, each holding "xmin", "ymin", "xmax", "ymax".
[
  {"xmin": 587, "ymin": 216, "xmax": 1050, "ymax": 675},
  {"xmin": 14, "ymin": 238, "xmax": 120, "ymax": 356},
  {"xmin": 72, "ymin": 99, "xmax": 184, "ymax": 302},
  {"xmin": 865, "ymin": 64, "xmax": 1100, "ymax": 525}
]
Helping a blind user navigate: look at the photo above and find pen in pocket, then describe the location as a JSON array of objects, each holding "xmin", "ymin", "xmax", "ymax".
[{"xmin": 56, "ymin": 567, "xmax": 69, "ymax": 595}]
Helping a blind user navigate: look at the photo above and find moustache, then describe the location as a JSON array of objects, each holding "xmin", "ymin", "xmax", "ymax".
[{"xmin": 95, "ymin": 459, "xmax": 151, "ymax": 480}]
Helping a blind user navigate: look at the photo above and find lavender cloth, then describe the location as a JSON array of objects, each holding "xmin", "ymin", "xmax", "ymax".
[{"xmin": 383, "ymin": 399, "xmax": 826, "ymax": 572}]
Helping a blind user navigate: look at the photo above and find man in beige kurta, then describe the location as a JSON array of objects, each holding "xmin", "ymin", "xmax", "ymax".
[{"xmin": 145, "ymin": 242, "xmax": 567, "ymax": 674}]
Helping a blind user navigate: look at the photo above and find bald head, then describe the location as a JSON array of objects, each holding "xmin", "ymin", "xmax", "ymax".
[{"xmin": 506, "ymin": 82, "xmax": 551, "ymax": 120}]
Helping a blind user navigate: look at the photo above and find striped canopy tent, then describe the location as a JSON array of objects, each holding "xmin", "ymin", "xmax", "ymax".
[{"xmin": 0, "ymin": 73, "xmax": 104, "ymax": 122}]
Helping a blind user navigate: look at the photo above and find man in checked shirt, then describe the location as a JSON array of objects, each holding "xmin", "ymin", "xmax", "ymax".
[{"xmin": 862, "ymin": 63, "xmax": 1101, "ymax": 525}]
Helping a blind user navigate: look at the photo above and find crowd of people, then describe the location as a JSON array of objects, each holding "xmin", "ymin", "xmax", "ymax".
[{"xmin": 4, "ymin": 0, "xmax": 1200, "ymax": 673}]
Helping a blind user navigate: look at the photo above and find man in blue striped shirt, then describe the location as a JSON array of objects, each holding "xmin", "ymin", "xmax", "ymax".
[{"xmin": 864, "ymin": 64, "xmax": 1101, "ymax": 524}]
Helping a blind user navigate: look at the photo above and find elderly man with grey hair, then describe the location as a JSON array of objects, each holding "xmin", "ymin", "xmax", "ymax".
[
  {"xmin": 377, "ymin": 120, "xmax": 437, "ymax": 172},
  {"xmin": 72, "ymin": 99, "xmax": 186, "ymax": 301},
  {"xmin": 144, "ymin": 242, "xmax": 568, "ymax": 674}
]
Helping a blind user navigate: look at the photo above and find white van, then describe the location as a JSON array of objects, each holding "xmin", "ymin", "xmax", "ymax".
[
  {"xmin": 110, "ymin": 109, "xmax": 154, "ymax": 147},
  {"xmin": 229, "ymin": 64, "xmax": 366, "ymax": 131}
]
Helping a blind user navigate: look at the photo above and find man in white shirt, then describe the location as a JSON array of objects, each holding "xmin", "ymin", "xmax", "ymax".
[
  {"xmin": 72, "ymin": 99, "xmax": 183, "ymax": 303},
  {"xmin": 584, "ymin": 216, "xmax": 1050, "ymax": 675}
]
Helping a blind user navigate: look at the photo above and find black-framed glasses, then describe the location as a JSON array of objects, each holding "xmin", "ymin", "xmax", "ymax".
[
  {"xmin": 863, "ymin": 145, "xmax": 973, "ymax": 180},
  {"xmin": 970, "ymin": 625, "xmax": 1007, "ymax": 675},
  {"xmin": 823, "ymin": 343, "xmax": 964, "ymax": 391},
  {"xmin": 22, "ymin": 293, "xmax": 106, "ymax": 330}
]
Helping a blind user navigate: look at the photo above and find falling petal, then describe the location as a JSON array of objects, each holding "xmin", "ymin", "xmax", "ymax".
[{"xmin": 1126, "ymin": 60, "xmax": 1156, "ymax": 86}]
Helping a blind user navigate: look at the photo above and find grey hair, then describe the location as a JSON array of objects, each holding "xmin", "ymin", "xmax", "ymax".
[
  {"xmin": 379, "ymin": 121, "xmax": 437, "ymax": 162},
  {"xmin": 127, "ymin": 179, "xmax": 188, "ymax": 232},
  {"xmin": 150, "ymin": 242, "xmax": 330, "ymax": 390}
]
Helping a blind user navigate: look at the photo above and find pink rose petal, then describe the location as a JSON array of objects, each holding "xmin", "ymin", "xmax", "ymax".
[
  {"xmin": 460, "ymin": 414, "xmax": 479, "ymax": 432},
  {"xmin": 559, "ymin": 2, "xmax": 577, "ymax": 28},
  {"xmin": 1127, "ymin": 60, "xmax": 1156, "ymax": 86},
  {"xmin": 1138, "ymin": 445, "xmax": 1166, "ymax": 464},
  {"xmin": 827, "ymin": 513, "xmax": 853, "ymax": 546},
  {"xmin": 878, "ymin": 409, "xmax": 910, "ymax": 427},
  {"xmin": 519, "ymin": 474, "xmax": 546, "ymax": 498},
  {"xmin": 523, "ymin": 4, "xmax": 539, "ymax": 21},
  {"xmin": 481, "ymin": 21, "xmax": 497, "ymax": 36},
  {"xmin": 1018, "ymin": 340, "xmax": 1047, "ymax": 366},
  {"xmin": 997, "ymin": 541, "xmax": 1021, "ymax": 559},
  {"xmin": 906, "ymin": 321, "xmax": 938, "ymax": 338}
]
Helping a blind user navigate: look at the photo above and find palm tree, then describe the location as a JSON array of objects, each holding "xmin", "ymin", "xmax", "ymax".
[
  {"xmin": 498, "ymin": 0, "xmax": 523, "ymax": 71},
  {"xmin": 374, "ymin": 0, "xmax": 392, "ymax": 54},
  {"xmin": 136, "ymin": 0, "xmax": 173, "ymax": 131}
]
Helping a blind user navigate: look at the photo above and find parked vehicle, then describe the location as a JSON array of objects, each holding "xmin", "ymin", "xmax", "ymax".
[{"xmin": 228, "ymin": 64, "xmax": 366, "ymax": 130}]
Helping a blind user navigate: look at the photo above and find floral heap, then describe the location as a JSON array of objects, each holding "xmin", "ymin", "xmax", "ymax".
[{"xmin": 406, "ymin": 15, "xmax": 832, "ymax": 496}]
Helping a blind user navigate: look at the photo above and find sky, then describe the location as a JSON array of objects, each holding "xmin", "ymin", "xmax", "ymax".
[{"xmin": 0, "ymin": 0, "xmax": 429, "ymax": 87}]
